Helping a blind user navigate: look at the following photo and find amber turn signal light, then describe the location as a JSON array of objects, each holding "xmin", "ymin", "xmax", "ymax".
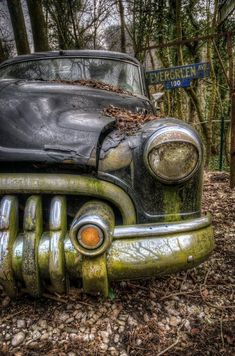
[{"xmin": 78, "ymin": 225, "xmax": 104, "ymax": 249}]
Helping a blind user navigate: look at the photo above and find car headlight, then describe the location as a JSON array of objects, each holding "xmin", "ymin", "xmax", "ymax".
[{"xmin": 144, "ymin": 126, "xmax": 202, "ymax": 183}]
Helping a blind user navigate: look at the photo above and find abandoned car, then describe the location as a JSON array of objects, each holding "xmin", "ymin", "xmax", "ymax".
[{"xmin": 0, "ymin": 50, "xmax": 214, "ymax": 298}]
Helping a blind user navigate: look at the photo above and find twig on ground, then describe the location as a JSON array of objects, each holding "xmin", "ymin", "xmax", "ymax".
[
  {"xmin": 127, "ymin": 283, "xmax": 149, "ymax": 291},
  {"xmin": 157, "ymin": 314, "xmax": 190, "ymax": 355},
  {"xmin": 71, "ymin": 300, "xmax": 94, "ymax": 307},
  {"xmin": 160, "ymin": 290, "xmax": 198, "ymax": 301},
  {"xmin": 220, "ymin": 312, "xmax": 225, "ymax": 349},
  {"xmin": 180, "ymin": 271, "xmax": 188, "ymax": 291},
  {"xmin": 157, "ymin": 337, "xmax": 180, "ymax": 356},
  {"xmin": 205, "ymin": 302, "xmax": 235, "ymax": 310},
  {"xmin": 42, "ymin": 293, "xmax": 67, "ymax": 303},
  {"xmin": 199, "ymin": 283, "xmax": 235, "ymax": 309},
  {"xmin": 1, "ymin": 309, "xmax": 26, "ymax": 322},
  {"xmin": 203, "ymin": 269, "xmax": 211, "ymax": 285}
]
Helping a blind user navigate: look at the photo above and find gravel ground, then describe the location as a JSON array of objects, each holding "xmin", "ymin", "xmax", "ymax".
[{"xmin": 0, "ymin": 171, "xmax": 234, "ymax": 355}]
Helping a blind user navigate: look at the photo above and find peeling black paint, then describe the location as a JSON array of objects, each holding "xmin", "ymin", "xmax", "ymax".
[{"xmin": 0, "ymin": 79, "xmax": 151, "ymax": 165}]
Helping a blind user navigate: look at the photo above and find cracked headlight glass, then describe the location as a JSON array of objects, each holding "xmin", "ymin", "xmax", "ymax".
[{"xmin": 144, "ymin": 126, "xmax": 201, "ymax": 183}]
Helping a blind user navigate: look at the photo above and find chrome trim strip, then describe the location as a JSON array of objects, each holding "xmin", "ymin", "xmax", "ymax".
[
  {"xmin": 113, "ymin": 214, "xmax": 211, "ymax": 240},
  {"xmin": 0, "ymin": 173, "xmax": 136, "ymax": 225}
]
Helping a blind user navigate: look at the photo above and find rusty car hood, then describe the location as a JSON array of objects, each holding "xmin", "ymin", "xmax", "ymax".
[{"xmin": 0, "ymin": 80, "xmax": 150, "ymax": 167}]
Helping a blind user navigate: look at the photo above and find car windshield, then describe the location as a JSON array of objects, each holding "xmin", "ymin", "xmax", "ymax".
[{"xmin": 0, "ymin": 57, "xmax": 143, "ymax": 96}]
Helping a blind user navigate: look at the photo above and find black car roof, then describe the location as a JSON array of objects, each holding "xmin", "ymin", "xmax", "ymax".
[{"xmin": 0, "ymin": 50, "xmax": 141, "ymax": 68}]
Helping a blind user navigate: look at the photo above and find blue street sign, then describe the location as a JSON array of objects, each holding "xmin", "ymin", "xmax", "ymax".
[
  {"xmin": 146, "ymin": 62, "xmax": 211, "ymax": 90},
  {"xmin": 165, "ymin": 78, "xmax": 191, "ymax": 90}
]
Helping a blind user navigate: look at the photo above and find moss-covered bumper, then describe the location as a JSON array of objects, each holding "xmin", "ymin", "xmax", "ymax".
[
  {"xmin": 60, "ymin": 214, "xmax": 214, "ymax": 297},
  {"xmin": 109, "ymin": 214, "xmax": 214, "ymax": 280},
  {"xmin": 0, "ymin": 174, "xmax": 214, "ymax": 298}
]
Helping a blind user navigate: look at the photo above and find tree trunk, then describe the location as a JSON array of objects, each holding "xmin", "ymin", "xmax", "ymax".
[
  {"xmin": 175, "ymin": 0, "xmax": 184, "ymax": 119},
  {"xmin": 185, "ymin": 86, "xmax": 211, "ymax": 161},
  {"xmin": 68, "ymin": 0, "xmax": 80, "ymax": 48},
  {"xmin": 7, "ymin": 0, "xmax": 30, "ymax": 55},
  {"xmin": 117, "ymin": 0, "xmax": 126, "ymax": 53},
  {"xmin": 26, "ymin": 0, "xmax": 49, "ymax": 51},
  {"xmin": 175, "ymin": 0, "xmax": 184, "ymax": 65},
  {"xmin": 0, "ymin": 39, "xmax": 7, "ymax": 63},
  {"xmin": 206, "ymin": 39, "xmax": 217, "ymax": 164}
]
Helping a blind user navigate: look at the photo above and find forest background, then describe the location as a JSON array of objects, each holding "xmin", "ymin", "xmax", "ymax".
[{"xmin": 0, "ymin": 0, "xmax": 234, "ymax": 169}]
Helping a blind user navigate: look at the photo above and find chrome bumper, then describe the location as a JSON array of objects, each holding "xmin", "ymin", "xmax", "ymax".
[
  {"xmin": 108, "ymin": 214, "xmax": 214, "ymax": 281},
  {"xmin": 66, "ymin": 214, "xmax": 213, "ymax": 295},
  {"xmin": 0, "ymin": 173, "xmax": 214, "ymax": 298}
]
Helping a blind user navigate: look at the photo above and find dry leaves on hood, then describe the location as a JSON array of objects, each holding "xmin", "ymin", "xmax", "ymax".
[
  {"xmin": 52, "ymin": 79, "xmax": 133, "ymax": 96},
  {"xmin": 103, "ymin": 105, "xmax": 159, "ymax": 135}
]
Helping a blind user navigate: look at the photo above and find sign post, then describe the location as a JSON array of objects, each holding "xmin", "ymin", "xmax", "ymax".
[{"xmin": 146, "ymin": 62, "xmax": 211, "ymax": 90}]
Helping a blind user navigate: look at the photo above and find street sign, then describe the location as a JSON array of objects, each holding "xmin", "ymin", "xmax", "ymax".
[{"xmin": 146, "ymin": 62, "xmax": 211, "ymax": 90}]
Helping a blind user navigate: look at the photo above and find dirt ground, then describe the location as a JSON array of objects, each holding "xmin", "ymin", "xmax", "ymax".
[{"xmin": 0, "ymin": 171, "xmax": 234, "ymax": 356}]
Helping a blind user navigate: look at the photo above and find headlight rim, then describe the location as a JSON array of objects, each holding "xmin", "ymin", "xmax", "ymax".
[{"xmin": 144, "ymin": 126, "xmax": 202, "ymax": 184}]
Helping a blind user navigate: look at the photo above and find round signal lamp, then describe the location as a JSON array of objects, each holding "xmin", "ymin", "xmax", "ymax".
[{"xmin": 78, "ymin": 225, "xmax": 103, "ymax": 249}]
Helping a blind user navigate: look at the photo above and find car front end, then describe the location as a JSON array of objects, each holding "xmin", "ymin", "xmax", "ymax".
[{"xmin": 0, "ymin": 50, "xmax": 214, "ymax": 298}]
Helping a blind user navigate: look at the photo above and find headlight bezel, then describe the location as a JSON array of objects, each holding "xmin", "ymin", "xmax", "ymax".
[{"xmin": 143, "ymin": 126, "xmax": 202, "ymax": 184}]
